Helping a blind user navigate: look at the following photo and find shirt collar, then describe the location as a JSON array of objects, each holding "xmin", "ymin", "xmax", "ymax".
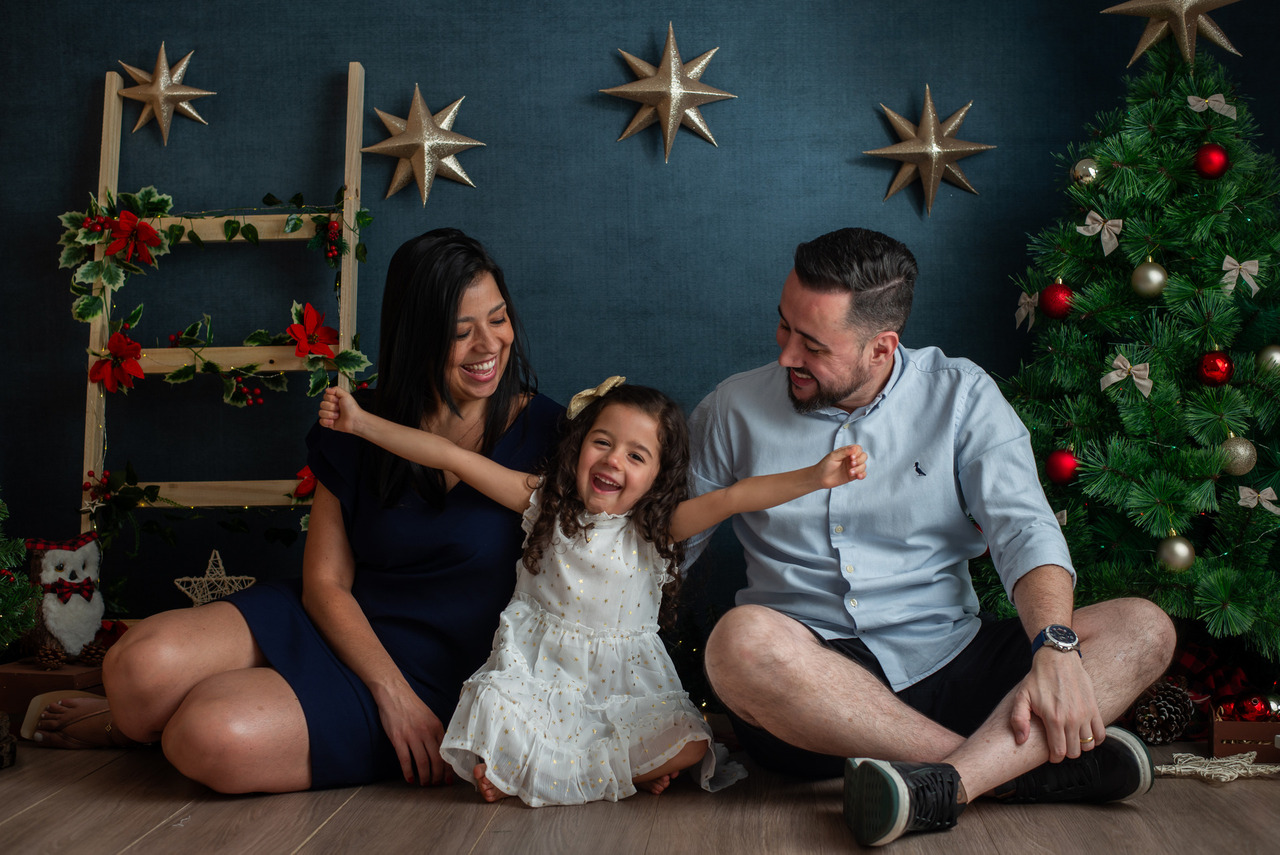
[{"xmin": 810, "ymin": 345, "xmax": 905, "ymax": 422}]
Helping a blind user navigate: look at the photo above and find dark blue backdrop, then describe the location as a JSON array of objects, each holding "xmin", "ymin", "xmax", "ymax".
[{"xmin": 3, "ymin": 1, "xmax": 1277, "ymax": 614}]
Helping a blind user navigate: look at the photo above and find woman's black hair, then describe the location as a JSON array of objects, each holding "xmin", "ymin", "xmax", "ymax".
[{"xmin": 370, "ymin": 227, "xmax": 536, "ymax": 506}]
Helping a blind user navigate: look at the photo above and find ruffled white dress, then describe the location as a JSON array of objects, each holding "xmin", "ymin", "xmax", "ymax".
[{"xmin": 440, "ymin": 489, "xmax": 745, "ymax": 806}]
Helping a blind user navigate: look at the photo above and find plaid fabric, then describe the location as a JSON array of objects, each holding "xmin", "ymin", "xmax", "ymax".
[
  {"xmin": 24, "ymin": 531, "xmax": 99, "ymax": 553},
  {"xmin": 1166, "ymin": 641, "xmax": 1250, "ymax": 738}
]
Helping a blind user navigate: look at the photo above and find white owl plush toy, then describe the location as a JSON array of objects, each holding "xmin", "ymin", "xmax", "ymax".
[{"xmin": 24, "ymin": 532, "xmax": 103, "ymax": 668}]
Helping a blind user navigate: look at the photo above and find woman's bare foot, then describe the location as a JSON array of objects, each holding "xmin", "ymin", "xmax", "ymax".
[
  {"xmin": 22, "ymin": 694, "xmax": 143, "ymax": 749},
  {"xmin": 473, "ymin": 763, "xmax": 511, "ymax": 802},
  {"xmin": 638, "ymin": 769, "xmax": 679, "ymax": 795}
]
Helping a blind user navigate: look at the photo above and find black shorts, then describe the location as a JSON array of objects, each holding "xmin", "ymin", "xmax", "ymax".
[{"xmin": 720, "ymin": 615, "xmax": 1033, "ymax": 779}]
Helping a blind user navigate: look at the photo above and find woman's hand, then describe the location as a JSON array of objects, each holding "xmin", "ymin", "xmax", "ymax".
[{"xmin": 373, "ymin": 684, "xmax": 452, "ymax": 786}]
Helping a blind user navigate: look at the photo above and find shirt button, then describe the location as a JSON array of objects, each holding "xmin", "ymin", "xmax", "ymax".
[
  {"xmin": 849, "ymin": 598, "xmax": 858, "ymax": 608},
  {"xmin": 834, "ymin": 525, "xmax": 844, "ymax": 534},
  {"xmin": 844, "ymin": 564, "xmax": 853, "ymax": 573}
]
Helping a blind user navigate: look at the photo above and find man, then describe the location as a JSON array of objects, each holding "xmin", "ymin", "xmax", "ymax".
[{"xmin": 686, "ymin": 228, "xmax": 1175, "ymax": 847}]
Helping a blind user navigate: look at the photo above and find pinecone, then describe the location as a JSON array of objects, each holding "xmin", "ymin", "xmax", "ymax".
[
  {"xmin": 34, "ymin": 642, "xmax": 66, "ymax": 671},
  {"xmin": 77, "ymin": 641, "xmax": 106, "ymax": 667},
  {"xmin": 1133, "ymin": 677, "xmax": 1193, "ymax": 745}
]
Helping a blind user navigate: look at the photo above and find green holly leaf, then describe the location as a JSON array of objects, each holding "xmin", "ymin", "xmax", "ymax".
[
  {"xmin": 202, "ymin": 359, "xmax": 223, "ymax": 375},
  {"xmin": 333, "ymin": 186, "xmax": 346, "ymax": 206},
  {"xmin": 308, "ymin": 366, "xmax": 330, "ymax": 396},
  {"xmin": 291, "ymin": 300, "xmax": 305, "ymax": 324},
  {"xmin": 223, "ymin": 219, "xmax": 241, "ymax": 241},
  {"xmin": 115, "ymin": 259, "xmax": 145, "ymax": 277},
  {"xmin": 332, "ymin": 349, "xmax": 372, "ymax": 374},
  {"xmin": 124, "ymin": 304, "xmax": 144, "ymax": 328},
  {"xmin": 100, "ymin": 259, "xmax": 124, "ymax": 288},
  {"xmin": 259, "ymin": 372, "xmax": 289, "ymax": 392},
  {"xmin": 74, "ymin": 260, "xmax": 102, "ymax": 285},
  {"xmin": 59, "ymin": 211, "xmax": 87, "ymax": 230},
  {"xmin": 134, "ymin": 186, "xmax": 173, "ymax": 217},
  {"xmin": 243, "ymin": 329, "xmax": 275, "ymax": 346},
  {"xmin": 165, "ymin": 364, "xmax": 197, "ymax": 384},
  {"xmin": 241, "ymin": 223, "xmax": 259, "ymax": 245},
  {"xmin": 181, "ymin": 318, "xmax": 205, "ymax": 339},
  {"xmin": 60, "ymin": 243, "xmax": 91, "ymax": 269},
  {"xmin": 72, "ymin": 294, "xmax": 104, "ymax": 321},
  {"xmin": 262, "ymin": 193, "xmax": 283, "ymax": 206}
]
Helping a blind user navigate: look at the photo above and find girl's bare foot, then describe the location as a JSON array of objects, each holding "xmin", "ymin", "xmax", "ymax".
[
  {"xmin": 638, "ymin": 769, "xmax": 681, "ymax": 795},
  {"xmin": 473, "ymin": 763, "xmax": 510, "ymax": 802}
]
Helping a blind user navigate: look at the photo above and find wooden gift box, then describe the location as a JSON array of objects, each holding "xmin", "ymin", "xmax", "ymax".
[
  {"xmin": 0, "ymin": 660, "xmax": 103, "ymax": 717},
  {"xmin": 1209, "ymin": 714, "xmax": 1280, "ymax": 763}
]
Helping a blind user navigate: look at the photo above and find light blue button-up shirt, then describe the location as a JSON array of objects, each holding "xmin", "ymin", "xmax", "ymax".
[{"xmin": 686, "ymin": 346, "xmax": 1074, "ymax": 691}]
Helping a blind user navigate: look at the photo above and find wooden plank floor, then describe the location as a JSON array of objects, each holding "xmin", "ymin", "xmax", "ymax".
[{"xmin": 1, "ymin": 739, "xmax": 1276, "ymax": 854}]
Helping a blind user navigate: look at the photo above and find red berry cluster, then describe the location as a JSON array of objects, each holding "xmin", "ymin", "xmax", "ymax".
[
  {"xmin": 322, "ymin": 219, "xmax": 342, "ymax": 261},
  {"xmin": 82, "ymin": 469, "xmax": 112, "ymax": 501},
  {"xmin": 234, "ymin": 376, "xmax": 265, "ymax": 406},
  {"xmin": 81, "ymin": 214, "xmax": 112, "ymax": 233}
]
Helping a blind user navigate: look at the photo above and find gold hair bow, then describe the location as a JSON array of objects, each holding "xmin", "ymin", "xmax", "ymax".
[
  {"xmin": 1221, "ymin": 256, "xmax": 1260, "ymax": 297},
  {"xmin": 1015, "ymin": 292, "xmax": 1037, "ymax": 331},
  {"xmin": 1077, "ymin": 210, "xmax": 1123, "ymax": 256},
  {"xmin": 1100, "ymin": 354, "xmax": 1152, "ymax": 398},
  {"xmin": 567, "ymin": 375, "xmax": 626, "ymax": 420},
  {"xmin": 1187, "ymin": 94, "xmax": 1237, "ymax": 120}
]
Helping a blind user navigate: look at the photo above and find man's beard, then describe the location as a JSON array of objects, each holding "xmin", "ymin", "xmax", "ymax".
[{"xmin": 786, "ymin": 366, "xmax": 868, "ymax": 414}]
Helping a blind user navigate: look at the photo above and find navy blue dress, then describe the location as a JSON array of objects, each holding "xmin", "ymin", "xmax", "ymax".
[{"xmin": 225, "ymin": 394, "xmax": 563, "ymax": 788}]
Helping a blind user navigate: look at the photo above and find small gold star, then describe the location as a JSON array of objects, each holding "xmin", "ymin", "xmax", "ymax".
[
  {"xmin": 1102, "ymin": 0, "xmax": 1243, "ymax": 66},
  {"xmin": 601, "ymin": 22, "xmax": 736, "ymax": 162},
  {"xmin": 864, "ymin": 85, "xmax": 994, "ymax": 215},
  {"xmin": 361, "ymin": 84, "xmax": 485, "ymax": 205},
  {"xmin": 118, "ymin": 43, "xmax": 215, "ymax": 145}
]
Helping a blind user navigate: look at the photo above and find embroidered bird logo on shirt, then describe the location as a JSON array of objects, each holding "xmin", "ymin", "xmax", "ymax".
[{"xmin": 914, "ymin": 462, "xmax": 927, "ymax": 476}]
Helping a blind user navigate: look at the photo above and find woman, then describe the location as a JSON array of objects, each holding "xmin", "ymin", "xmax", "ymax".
[{"xmin": 31, "ymin": 228, "xmax": 564, "ymax": 793}]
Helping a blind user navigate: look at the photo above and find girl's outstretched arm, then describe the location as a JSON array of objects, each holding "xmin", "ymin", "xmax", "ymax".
[
  {"xmin": 670, "ymin": 444, "xmax": 867, "ymax": 542},
  {"xmin": 319, "ymin": 387, "xmax": 536, "ymax": 513}
]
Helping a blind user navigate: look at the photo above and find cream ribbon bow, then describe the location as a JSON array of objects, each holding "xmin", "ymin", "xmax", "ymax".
[
  {"xmin": 566, "ymin": 375, "xmax": 626, "ymax": 420},
  {"xmin": 1187, "ymin": 94, "xmax": 1237, "ymax": 120},
  {"xmin": 1077, "ymin": 211, "xmax": 1123, "ymax": 256},
  {"xmin": 1100, "ymin": 354, "xmax": 1152, "ymax": 398},
  {"xmin": 1221, "ymin": 256, "xmax": 1260, "ymax": 296},
  {"xmin": 1238, "ymin": 486, "xmax": 1280, "ymax": 515},
  {"xmin": 1055, "ymin": 510, "xmax": 1067, "ymax": 526},
  {"xmin": 1015, "ymin": 292, "xmax": 1037, "ymax": 330}
]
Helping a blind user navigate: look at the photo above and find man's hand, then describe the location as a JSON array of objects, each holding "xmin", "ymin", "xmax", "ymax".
[{"xmin": 1010, "ymin": 648, "xmax": 1105, "ymax": 762}]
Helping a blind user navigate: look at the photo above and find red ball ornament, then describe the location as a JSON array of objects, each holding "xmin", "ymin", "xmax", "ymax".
[
  {"xmin": 1234, "ymin": 693, "xmax": 1268, "ymax": 722},
  {"xmin": 1039, "ymin": 280, "xmax": 1074, "ymax": 320},
  {"xmin": 1197, "ymin": 351, "xmax": 1235, "ymax": 387},
  {"xmin": 1194, "ymin": 143, "xmax": 1230, "ymax": 179},
  {"xmin": 1045, "ymin": 449, "xmax": 1078, "ymax": 485}
]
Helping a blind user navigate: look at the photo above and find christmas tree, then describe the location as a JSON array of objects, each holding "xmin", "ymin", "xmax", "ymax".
[
  {"xmin": 0, "ymin": 489, "xmax": 38, "ymax": 652},
  {"xmin": 974, "ymin": 42, "xmax": 1280, "ymax": 670}
]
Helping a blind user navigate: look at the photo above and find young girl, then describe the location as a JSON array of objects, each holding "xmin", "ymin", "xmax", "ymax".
[{"xmin": 319, "ymin": 377, "xmax": 867, "ymax": 806}]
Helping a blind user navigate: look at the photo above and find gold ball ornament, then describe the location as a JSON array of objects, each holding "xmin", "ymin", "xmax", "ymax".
[
  {"xmin": 1131, "ymin": 256, "xmax": 1168, "ymax": 298},
  {"xmin": 1156, "ymin": 534, "xmax": 1195, "ymax": 571},
  {"xmin": 1072, "ymin": 157, "xmax": 1099, "ymax": 184},
  {"xmin": 1221, "ymin": 434, "xmax": 1257, "ymax": 476},
  {"xmin": 1257, "ymin": 344, "xmax": 1280, "ymax": 374}
]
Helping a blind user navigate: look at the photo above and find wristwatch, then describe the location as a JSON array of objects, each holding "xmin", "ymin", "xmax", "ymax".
[{"xmin": 1032, "ymin": 624, "xmax": 1081, "ymax": 658}]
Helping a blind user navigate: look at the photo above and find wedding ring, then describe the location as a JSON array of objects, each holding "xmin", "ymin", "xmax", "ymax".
[{"xmin": 1080, "ymin": 735, "xmax": 1095, "ymax": 744}]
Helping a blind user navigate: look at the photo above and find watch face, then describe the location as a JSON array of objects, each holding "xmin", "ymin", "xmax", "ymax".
[{"xmin": 1046, "ymin": 625, "xmax": 1078, "ymax": 647}]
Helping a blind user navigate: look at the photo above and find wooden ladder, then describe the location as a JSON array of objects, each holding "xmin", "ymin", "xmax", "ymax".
[{"xmin": 80, "ymin": 62, "xmax": 365, "ymax": 527}]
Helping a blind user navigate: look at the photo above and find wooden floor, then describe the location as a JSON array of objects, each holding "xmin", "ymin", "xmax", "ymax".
[{"xmin": 0, "ymin": 739, "xmax": 1276, "ymax": 854}]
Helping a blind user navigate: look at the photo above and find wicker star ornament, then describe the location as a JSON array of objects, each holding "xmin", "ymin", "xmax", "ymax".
[
  {"xmin": 118, "ymin": 43, "xmax": 215, "ymax": 145},
  {"xmin": 863, "ymin": 85, "xmax": 995, "ymax": 215},
  {"xmin": 601, "ymin": 22, "xmax": 736, "ymax": 162},
  {"xmin": 1102, "ymin": 0, "xmax": 1243, "ymax": 66},
  {"xmin": 174, "ymin": 550, "xmax": 255, "ymax": 607},
  {"xmin": 362, "ymin": 84, "xmax": 485, "ymax": 205}
]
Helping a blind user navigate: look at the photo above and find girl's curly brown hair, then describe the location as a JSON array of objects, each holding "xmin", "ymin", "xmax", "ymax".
[{"xmin": 523, "ymin": 384, "xmax": 689, "ymax": 630}]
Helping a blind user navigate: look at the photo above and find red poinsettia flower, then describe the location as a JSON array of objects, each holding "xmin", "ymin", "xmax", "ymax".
[
  {"xmin": 292, "ymin": 465, "xmax": 317, "ymax": 500},
  {"xmin": 89, "ymin": 331, "xmax": 145, "ymax": 393},
  {"xmin": 287, "ymin": 303, "xmax": 339, "ymax": 358},
  {"xmin": 104, "ymin": 210, "xmax": 162, "ymax": 266}
]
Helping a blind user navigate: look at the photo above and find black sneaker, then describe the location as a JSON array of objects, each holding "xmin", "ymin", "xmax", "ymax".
[
  {"xmin": 992, "ymin": 725, "xmax": 1153, "ymax": 803},
  {"xmin": 843, "ymin": 758, "xmax": 965, "ymax": 847}
]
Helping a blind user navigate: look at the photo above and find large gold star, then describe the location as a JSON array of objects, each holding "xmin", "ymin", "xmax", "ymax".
[
  {"xmin": 118, "ymin": 43, "xmax": 215, "ymax": 145},
  {"xmin": 1102, "ymin": 0, "xmax": 1243, "ymax": 66},
  {"xmin": 863, "ymin": 85, "xmax": 995, "ymax": 215},
  {"xmin": 600, "ymin": 22, "xmax": 737, "ymax": 162},
  {"xmin": 361, "ymin": 84, "xmax": 485, "ymax": 205},
  {"xmin": 173, "ymin": 550, "xmax": 254, "ymax": 607}
]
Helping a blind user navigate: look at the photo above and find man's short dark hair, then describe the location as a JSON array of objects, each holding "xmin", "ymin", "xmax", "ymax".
[{"xmin": 793, "ymin": 227, "xmax": 917, "ymax": 335}]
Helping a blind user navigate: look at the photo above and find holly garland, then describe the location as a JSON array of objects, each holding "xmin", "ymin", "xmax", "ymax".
[{"xmin": 59, "ymin": 187, "xmax": 373, "ymax": 404}]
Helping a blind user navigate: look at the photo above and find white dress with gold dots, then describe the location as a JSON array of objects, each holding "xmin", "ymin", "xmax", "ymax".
[{"xmin": 440, "ymin": 489, "xmax": 745, "ymax": 806}]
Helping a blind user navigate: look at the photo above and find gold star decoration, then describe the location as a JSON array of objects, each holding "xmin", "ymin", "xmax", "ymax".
[
  {"xmin": 118, "ymin": 43, "xmax": 215, "ymax": 145},
  {"xmin": 1102, "ymin": 0, "xmax": 1243, "ymax": 66},
  {"xmin": 361, "ymin": 84, "xmax": 485, "ymax": 205},
  {"xmin": 173, "ymin": 550, "xmax": 255, "ymax": 607},
  {"xmin": 600, "ymin": 22, "xmax": 737, "ymax": 162},
  {"xmin": 1155, "ymin": 751, "xmax": 1280, "ymax": 782},
  {"xmin": 863, "ymin": 85, "xmax": 995, "ymax": 215}
]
